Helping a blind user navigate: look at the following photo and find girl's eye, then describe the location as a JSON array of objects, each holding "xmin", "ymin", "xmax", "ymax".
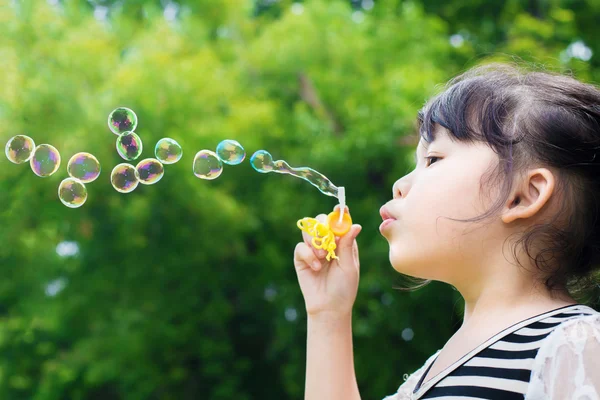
[{"xmin": 425, "ymin": 156, "xmax": 440, "ymax": 167}]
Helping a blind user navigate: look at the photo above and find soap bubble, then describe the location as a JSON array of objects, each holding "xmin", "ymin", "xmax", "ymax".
[
  {"xmin": 136, "ymin": 158, "xmax": 164, "ymax": 185},
  {"xmin": 30, "ymin": 144, "xmax": 61, "ymax": 177},
  {"xmin": 58, "ymin": 178, "xmax": 87, "ymax": 208},
  {"xmin": 192, "ymin": 150, "xmax": 223, "ymax": 180},
  {"xmin": 216, "ymin": 139, "xmax": 246, "ymax": 165},
  {"xmin": 250, "ymin": 149, "xmax": 339, "ymax": 197},
  {"xmin": 111, "ymin": 163, "xmax": 140, "ymax": 193},
  {"xmin": 108, "ymin": 107, "xmax": 138, "ymax": 135},
  {"xmin": 67, "ymin": 152, "xmax": 101, "ymax": 183},
  {"xmin": 5, "ymin": 135, "xmax": 35, "ymax": 164},
  {"xmin": 250, "ymin": 150, "xmax": 274, "ymax": 173},
  {"xmin": 155, "ymin": 138, "xmax": 183, "ymax": 164},
  {"xmin": 116, "ymin": 131, "xmax": 143, "ymax": 161}
]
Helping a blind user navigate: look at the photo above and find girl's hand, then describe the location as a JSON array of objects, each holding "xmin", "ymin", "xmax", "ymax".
[{"xmin": 293, "ymin": 206, "xmax": 363, "ymax": 320}]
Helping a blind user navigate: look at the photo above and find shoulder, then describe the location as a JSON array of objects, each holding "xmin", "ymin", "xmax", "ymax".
[
  {"xmin": 540, "ymin": 308, "xmax": 600, "ymax": 347},
  {"xmin": 525, "ymin": 308, "xmax": 600, "ymax": 400}
]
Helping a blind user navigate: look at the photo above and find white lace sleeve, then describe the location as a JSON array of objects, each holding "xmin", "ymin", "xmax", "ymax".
[
  {"xmin": 382, "ymin": 350, "xmax": 441, "ymax": 400},
  {"xmin": 525, "ymin": 313, "xmax": 600, "ymax": 400}
]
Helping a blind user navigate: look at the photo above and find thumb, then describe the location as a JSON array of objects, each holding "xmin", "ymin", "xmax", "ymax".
[{"xmin": 336, "ymin": 224, "xmax": 362, "ymax": 261}]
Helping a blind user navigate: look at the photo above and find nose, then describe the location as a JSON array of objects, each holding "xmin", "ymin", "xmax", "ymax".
[{"xmin": 392, "ymin": 177, "xmax": 409, "ymax": 199}]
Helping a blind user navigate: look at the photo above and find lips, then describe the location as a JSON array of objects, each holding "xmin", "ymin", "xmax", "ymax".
[{"xmin": 380, "ymin": 206, "xmax": 396, "ymax": 221}]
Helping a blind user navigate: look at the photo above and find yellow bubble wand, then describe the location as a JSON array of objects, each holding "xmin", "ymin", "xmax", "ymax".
[{"xmin": 249, "ymin": 151, "xmax": 353, "ymax": 260}]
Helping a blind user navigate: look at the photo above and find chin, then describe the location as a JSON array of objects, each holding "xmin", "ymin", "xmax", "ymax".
[{"xmin": 388, "ymin": 247, "xmax": 438, "ymax": 280}]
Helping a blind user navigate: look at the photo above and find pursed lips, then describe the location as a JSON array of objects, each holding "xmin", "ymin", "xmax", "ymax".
[{"xmin": 380, "ymin": 206, "xmax": 396, "ymax": 221}]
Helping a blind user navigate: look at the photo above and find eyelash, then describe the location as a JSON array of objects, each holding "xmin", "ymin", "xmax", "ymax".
[{"xmin": 425, "ymin": 156, "xmax": 440, "ymax": 167}]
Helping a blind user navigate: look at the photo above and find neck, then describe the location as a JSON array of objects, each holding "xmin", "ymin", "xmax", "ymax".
[{"xmin": 453, "ymin": 264, "xmax": 577, "ymax": 330}]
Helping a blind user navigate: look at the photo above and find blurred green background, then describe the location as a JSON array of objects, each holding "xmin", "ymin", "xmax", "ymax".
[{"xmin": 1, "ymin": 0, "xmax": 599, "ymax": 399}]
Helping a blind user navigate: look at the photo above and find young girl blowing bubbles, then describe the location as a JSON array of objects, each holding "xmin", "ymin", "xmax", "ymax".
[{"xmin": 293, "ymin": 62, "xmax": 600, "ymax": 400}]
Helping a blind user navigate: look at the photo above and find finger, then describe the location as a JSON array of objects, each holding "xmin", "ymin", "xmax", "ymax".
[
  {"xmin": 294, "ymin": 242, "xmax": 323, "ymax": 271},
  {"xmin": 316, "ymin": 213, "xmax": 327, "ymax": 224},
  {"xmin": 336, "ymin": 224, "xmax": 362, "ymax": 265},
  {"xmin": 301, "ymin": 230, "xmax": 328, "ymax": 260}
]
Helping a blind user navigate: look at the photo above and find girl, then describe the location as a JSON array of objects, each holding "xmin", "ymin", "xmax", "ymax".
[{"xmin": 293, "ymin": 62, "xmax": 600, "ymax": 400}]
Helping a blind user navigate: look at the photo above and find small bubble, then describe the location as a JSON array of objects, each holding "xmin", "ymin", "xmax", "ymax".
[
  {"xmin": 216, "ymin": 139, "xmax": 246, "ymax": 165},
  {"xmin": 192, "ymin": 150, "xmax": 223, "ymax": 180},
  {"xmin": 67, "ymin": 152, "xmax": 101, "ymax": 183},
  {"xmin": 5, "ymin": 135, "xmax": 35, "ymax": 164},
  {"xmin": 249, "ymin": 150, "xmax": 274, "ymax": 173},
  {"xmin": 58, "ymin": 178, "xmax": 88, "ymax": 208},
  {"xmin": 116, "ymin": 131, "xmax": 143, "ymax": 161},
  {"xmin": 155, "ymin": 138, "xmax": 183, "ymax": 164},
  {"xmin": 136, "ymin": 158, "xmax": 164, "ymax": 185},
  {"xmin": 108, "ymin": 107, "xmax": 138, "ymax": 135},
  {"xmin": 30, "ymin": 144, "xmax": 61, "ymax": 177},
  {"xmin": 111, "ymin": 163, "xmax": 140, "ymax": 193},
  {"xmin": 401, "ymin": 328, "xmax": 414, "ymax": 342}
]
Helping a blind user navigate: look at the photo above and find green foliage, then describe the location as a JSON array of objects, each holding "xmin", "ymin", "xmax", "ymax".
[{"xmin": 0, "ymin": 0, "xmax": 597, "ymax": 398}]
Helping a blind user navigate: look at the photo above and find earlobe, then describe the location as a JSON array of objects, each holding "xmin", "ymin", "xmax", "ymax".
[{"xmin": 501, "ymin": 168, "xmax": 555, "ymax": 224}]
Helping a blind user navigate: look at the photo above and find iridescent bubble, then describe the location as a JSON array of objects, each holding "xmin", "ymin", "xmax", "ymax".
[
  {"xmin": 249, "ymin": 150, "xmax": 274, "ymax": 173},
  {"xmin": 67, "ymin": 152, "xmax": 101, "ymax": 183},
  {"xmin": 111, "ymin": 163, "xmax": 140, "ymax": 193},
  {"xmin": 192, "ymin": 150, "xmax": 223, "ymax": 180},
  {"xmin": 30, "ymin": 144, "xmax": 61, "ymax": 177},
  {"xmin": 116, "ymin": 131, "xmax": 143, "ymax": 161},
  {"xmin": 58, "ymin": 178, "xmax": 87, "ymax": 208},
  {"xmin": 216, "ymin": 139, "xmax": 246, "ymax": 165},
  {"xmin": 155, "ymin": 138, "xmax": 183, "ymax": 164},
  {"xmin": 5, "ymin": 135, "xmax": 35, "ymax": 164},
  {"xmin": 136, "ymin": 158, "xmax": 164, "ymax": 185},
  {"xmin": 250, "ymin": 150, "xmax": 339, "ymax": 198},
  {"xmin": 108, "ymin": 107, "xmax": 138, "ymax": 135}
]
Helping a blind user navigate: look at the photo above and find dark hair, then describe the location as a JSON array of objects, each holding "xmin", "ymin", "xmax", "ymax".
[{"xmin": 395, "ymin": 62, "xmax": 600, "ymax": 308}]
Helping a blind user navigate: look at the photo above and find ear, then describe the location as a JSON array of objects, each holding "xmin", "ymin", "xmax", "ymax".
[{"xmin": 501, "ymin": 168, "xmax": 556, "ymax": 224}]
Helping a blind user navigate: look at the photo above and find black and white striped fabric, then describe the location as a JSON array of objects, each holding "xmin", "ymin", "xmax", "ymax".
[{"xmin": 411, "ymin": 304, "xmax": 598, "ymax": 399}]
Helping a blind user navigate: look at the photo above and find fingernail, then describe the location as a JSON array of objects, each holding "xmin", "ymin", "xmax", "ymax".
[{"xmin": 312, "ymin": 261, "xmax": 320, "ymax": 270}]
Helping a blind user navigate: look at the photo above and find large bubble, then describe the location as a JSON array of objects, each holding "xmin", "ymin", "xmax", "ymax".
[
  {"xmin": 116, "ymin": 131, "xmax": 143, "ymax": 161},
  {"xmin": 58, "ymin": 178, "xmax": 88, "ymax": 208},
  {"xmin": 111, "ymin": 163, "xmax": 140, "ymax": 193},
  {"xmin": 216, "ymin": 139, "xmax": 246, "ymax": 165},
  {"xmin": 30, "ymin": 144, "xmax": 61, "ymax": 177},
  {"xmin": 108, "ymin": 107, "xmax": 138, "ymax": 135},
  {"xmin": 5, "ymin": 135, "xmax": 35, "ymax": 164},
  {"xmin": 155, "ymin": 138, "xmax": 183, "ymax": 164},
  {"xmin": 67, "ymin": 152, "xmax": 101, "ymax": 183},
  {"xmin": 136, "ymin": 158, "xmax": 164, "ymax": 185},
  {"xmin": 192, "ymin": 150, "xmax": 223, "ymax": 180}
]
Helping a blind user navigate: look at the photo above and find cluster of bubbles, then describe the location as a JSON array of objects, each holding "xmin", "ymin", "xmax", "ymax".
[
  {"xmin": 108, "ymin": 107, "xmax": 183, "ymax": 193},
  {"xmin": 5, "ymin": 135, "xmax": 101, "ymax": 208},
  {"xmin": 5, "ymin": 106, "xmax": 342, "ymax": 208},
  {"xmin": 192, "ymin": 139, "xmax": 246, "ymax": 180}
]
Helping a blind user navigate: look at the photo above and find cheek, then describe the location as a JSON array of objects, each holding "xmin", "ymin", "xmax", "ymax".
[{"xmin": 386, "ymin": 169, "xmax": 486, "ymax": 278}]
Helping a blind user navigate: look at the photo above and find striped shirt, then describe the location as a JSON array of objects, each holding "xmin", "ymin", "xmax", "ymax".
[{"xmin": 406, "ymin": 304, "xmax": 599, "ymax": 399}]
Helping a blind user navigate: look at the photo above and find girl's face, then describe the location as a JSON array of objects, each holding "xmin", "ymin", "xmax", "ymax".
[{"xmin": 380, "ymin": 126, "xmax": 502, "ymax": 285}]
